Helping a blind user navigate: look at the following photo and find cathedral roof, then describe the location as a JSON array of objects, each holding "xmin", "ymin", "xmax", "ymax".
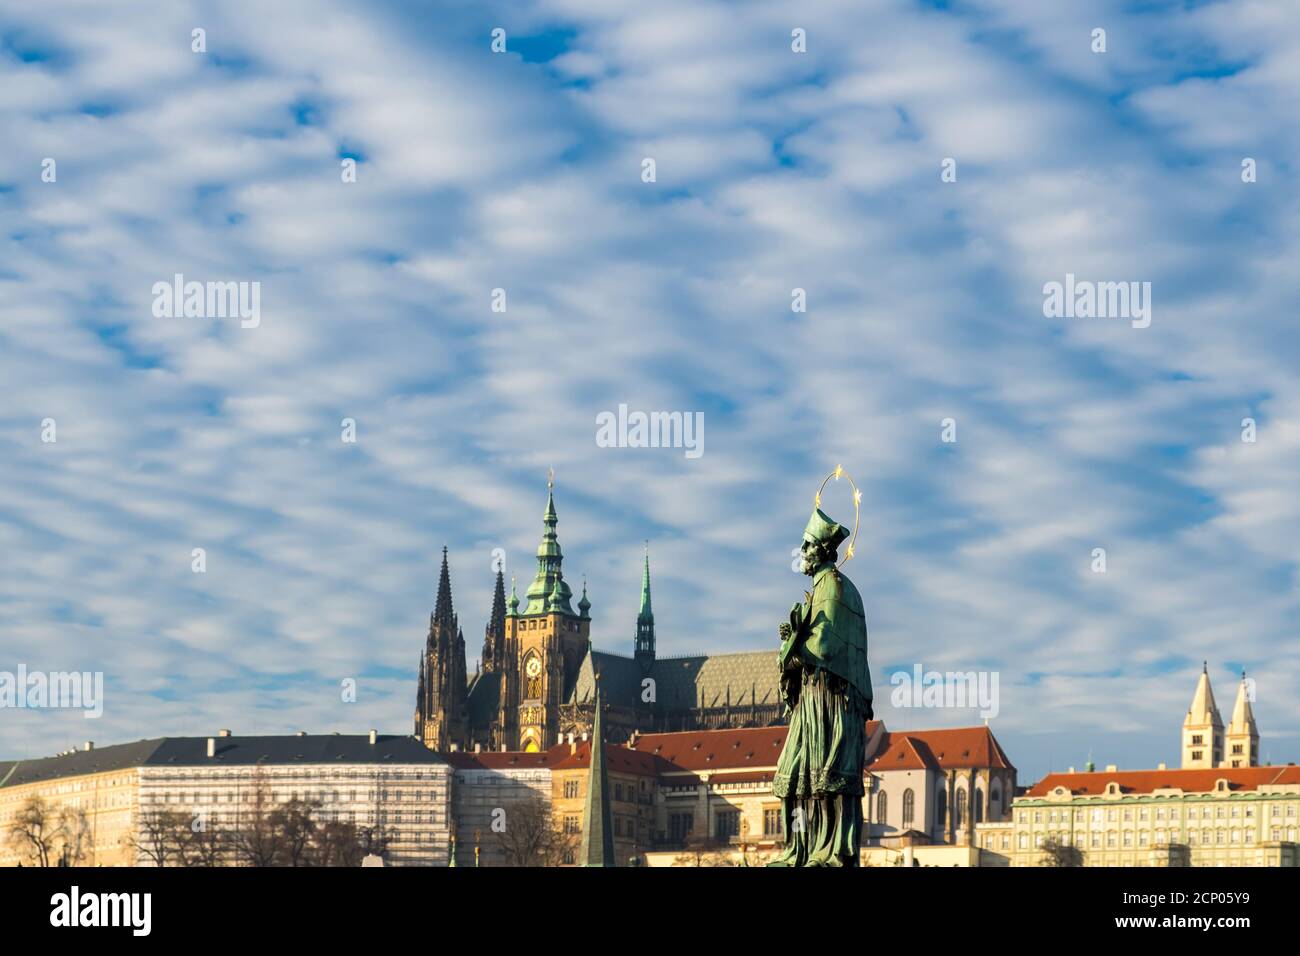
[
  {"xmin": 466, "ymin": 670, "xmax": 502, "ymax": 728},
  {"xmin": 566, "ymin": 648, "xmax": 779, "ymax": 713}
]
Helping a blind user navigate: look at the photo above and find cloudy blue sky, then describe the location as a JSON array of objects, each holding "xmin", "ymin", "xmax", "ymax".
[{"xmin": 1, "ymin": 0, "xmax": 1297, "ymax": 782}]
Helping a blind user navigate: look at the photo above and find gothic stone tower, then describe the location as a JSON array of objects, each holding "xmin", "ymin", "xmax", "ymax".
[
  {"xmin": 500, "ymin": 479, "xmax": 591, "ymax": 752},
  {"xmin": 634, "ymin": 542, "xmax": 656, "ymax": 673},
  {"xmin": 1181, "ymin": 662, "xmax": 1224, "ymax": 769},
  {"xmin": 1225, "ymin": 671, "xmax": 1260, "ymax": 768},
  {"xmin": 415, "ymin": 547, "xmax": 468, "ymax": 750}
]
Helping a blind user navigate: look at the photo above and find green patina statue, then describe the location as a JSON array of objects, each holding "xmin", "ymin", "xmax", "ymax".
[{"xmin": 769, "ymin": 507, "xmax": 873, "ymax": 867}]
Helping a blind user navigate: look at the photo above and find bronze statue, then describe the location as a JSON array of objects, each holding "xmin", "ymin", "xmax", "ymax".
[{"xmin": 769, "ymin": 496, "xmax": 873, "ymax": 867}]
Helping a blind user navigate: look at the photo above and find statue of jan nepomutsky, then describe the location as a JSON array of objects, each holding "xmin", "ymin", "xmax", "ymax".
[{"xmin": 769, "ymin": 501, "xmax": 873, "ymax": 867}]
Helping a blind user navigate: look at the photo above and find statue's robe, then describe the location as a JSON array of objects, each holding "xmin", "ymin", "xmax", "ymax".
[{"xmin": 771, "ymin": 562, "xmax": 873, "ymax": 867}]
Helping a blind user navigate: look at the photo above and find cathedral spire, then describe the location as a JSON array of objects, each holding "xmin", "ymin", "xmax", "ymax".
[
  {"xmin": 524, "ymin": 477, "xmax": 574, "ymax": 615},
  {"xmin": 432, "ymin": 545, "xmax": 455, "ymax": 639},
  {"xmin": 482, "ymin": 567, "xmax": 507, "ymax": 672},
  {"xmin": 580, "ymin": 680, "xmax": 615, "ymax": 867},
  {"xmin": 634, "ymin": 542, "xmax": 656, "ymax": 671}
]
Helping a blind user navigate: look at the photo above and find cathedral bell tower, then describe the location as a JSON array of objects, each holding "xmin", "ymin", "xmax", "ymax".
[
  {"xmin": 503, "ymin": 475, "xmax": 591, "ymax": 752},
  {"xmin": 414, "ymin": 547, "xmax": 468, "ymax": 750},
  {"xmin": 634, "ymin": 542, "xmax": 656, "ymax": 673}
]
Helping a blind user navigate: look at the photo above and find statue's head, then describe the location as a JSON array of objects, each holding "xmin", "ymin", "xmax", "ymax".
[{"xmin": 799, "ymin": 508, "xmax": 849, "ymax": 576}]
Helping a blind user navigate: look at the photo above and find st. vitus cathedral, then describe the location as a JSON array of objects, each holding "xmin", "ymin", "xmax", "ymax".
[{"xmin": 414, "ymin": 480, "xmax": 783, "ymax": 752}]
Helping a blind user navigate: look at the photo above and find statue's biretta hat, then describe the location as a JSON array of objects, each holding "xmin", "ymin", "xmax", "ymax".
[{"xmin": 803, "ymin": 507, "xmax": 850, "ymax": 549}]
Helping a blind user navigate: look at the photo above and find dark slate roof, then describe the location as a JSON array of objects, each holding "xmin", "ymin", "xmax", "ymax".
[
  {"xmin": 1, "ymin": 734, "xmax": 445, "ymax": 788},
  {"xmin": 0, "ymin": 738, "xmax": 167, "ymax": 789},
  {"xmin": 466, "ymin": 671, "xmax": 502, "ymax": 727},
  {"xmin": 567, "ymin": 648, "xmax": 779, "ymax": 712}
]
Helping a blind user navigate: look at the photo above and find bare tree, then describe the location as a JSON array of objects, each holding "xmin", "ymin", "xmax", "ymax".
[
  {"xmin": 270, "ymin": 799, "xmax": 319, "ymax": 867},
  {"xmin": 132, "ymin": 809, "xmax": 191, "ymax": 866},
  {"xmin": 308, "ymin": 821, "xmax": 367, "ymax": 867},
  {"xmin": 494, "ymin": 794, "xmax": 575, "ymax": 867},
  {"xmin": 673, "ymin": 833, "xmax": 736, "ymax": 867},
  {"xmin": 7, "ymin": 796, "xmax": 60, "ymax": 867},
  {"xmin": 1041, "ymin": 837, "xmax": 1084, "ymax": 867},
  {"xmin": 178, "ymin": 813, "xmax": 230, "ymax": 868},
  {"xmin": 231, "ymin": 765, "xmax": 283, "ymax": 867}
]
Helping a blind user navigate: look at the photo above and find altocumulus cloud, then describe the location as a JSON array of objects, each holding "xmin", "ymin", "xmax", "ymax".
[{"xmin": 0, "ymin": 0, "xmax": 1297, "ymax": 778}]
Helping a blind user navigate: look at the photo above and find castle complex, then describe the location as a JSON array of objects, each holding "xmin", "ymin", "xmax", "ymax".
[{"xmin": 414, "ymin": 480, "xmax": 781, "ymax": 753}]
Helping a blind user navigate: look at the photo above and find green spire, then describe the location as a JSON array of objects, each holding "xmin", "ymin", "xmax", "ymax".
[
  {"xmin": 638, "ymin": 542, "xmax": 653, "ymax": 620},
  {"xmin": 580, "ymin": 681, "xmax": 615, "ymax": 867},
  {"xmin": 634, "ymin": 542, "xmax": 655, "ymax": 668},
  {"xmin": 578, "ymin": 577, "xmax": 591, "ymax": 618},
  {"xmin": 524, "ymin": 476, "xmax": 574, "ymax": 615}
]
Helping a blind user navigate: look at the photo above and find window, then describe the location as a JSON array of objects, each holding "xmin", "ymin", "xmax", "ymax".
[
  {"xmin": 764, "ymin": 808, "xmax": 781, "ymax": 836},
  {"xmin": 563, "ymin": 815, "xmax": 580, "ymax": 834},
  {"xmin": 563, "ymin": 779, "xmax": 579, "ymax": 799},
  {"xmin": 955, "ymin": 788, "xmax": 967, "ymax": 829},
  {"xmin": 669, "ymin": 813, "xmax": 694, "ymax": 843},
  {"xmin": 876, "ymin": 791, "xmax": 887, "ymax": 825},
  {"xmin": 902, "ymin": 789, "xmax": 915, "ymax": 827},
  {"xmin": 715, "ymin": 810, "xmax": 740, "ymax": 842},
  {"xmin": 935, "ymin": 791, "xmax": 946, "ymax": 830}
]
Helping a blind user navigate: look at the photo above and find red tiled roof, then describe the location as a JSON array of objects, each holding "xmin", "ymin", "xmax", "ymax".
[
  {"xmin": 548, "ymin": 742, "xmax": 664, "ymax": 776},
  {"xmin": 630, "ymin": 726, "xmax": 790, "ymax": 772},
  {"xmin": 866, "ymin": 733, "xmax": 941, "ymax": 772},
  {"xmin": 872, "ymin": 726, "xmax": 1015, "ymax": 772},
  {"xmin": 1026, "ymin": 764, "xmax": 1300, "ymax": 797}
]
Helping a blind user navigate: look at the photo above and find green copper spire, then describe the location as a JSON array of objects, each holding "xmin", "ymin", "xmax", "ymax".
[
  {"xmin": 578, "ymin": 577, "xmax": 591, "ymax": 618},
  {"xmin": 634, "ymin": 542, "xmax": 656, "ymax": 670},
  {"xmin": 580, "ymin": 680, "xmax": 615, "ymax": 867},
  {"xmin": 524, "ymin": 475, "xmax": 574, "ymax": 615}
]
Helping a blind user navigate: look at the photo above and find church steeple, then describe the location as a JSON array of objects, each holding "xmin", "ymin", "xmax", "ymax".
[
  {"xmin": 1181, "ymin": 662, "xmax": 1224, "ymax": 769},
  {"xmin": 482, "ymin": 567, "xmax": 507, "ymax": 672},
  {"xmin": 580, "ymin": 681, "xmax": 615, "ymax": 867},
  {"xmin": 415, "ymin": 547, "xmax": 468, "ymax": 751},
  {"xmin": 524, "ymin": 475, "xmax": 574, "ymax": 615},
  {"xmin": 1225, "ymin": 670, "xmax": 1260, "ymax": 768},
  {"xmin": 634, "ymin": 542, "xmax": 656, "ymax": 671}
]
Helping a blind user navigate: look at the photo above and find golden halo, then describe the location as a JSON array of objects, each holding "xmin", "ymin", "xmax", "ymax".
[{"xmin": 813, "ymin": 464, "xmax": 861, "ymax": 568}]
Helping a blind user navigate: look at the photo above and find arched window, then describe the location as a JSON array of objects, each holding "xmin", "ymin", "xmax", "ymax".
[
  {"xmin": 876, "ymin": 791, "xmax": 888, "ymax": 825},
  {"xmin": 935, "ymin": 790, "xmax": 947, "ymax": 831},
  {"xmin": 902, "ymin": 788, "xmax": 915, "ymax": 827},
  {"xmin": 989, "ymin": 781, "xmax": 1001, "ymax": 817},
  {"xmin": 974, "ymin": 787, "xmax": 984, "ymax": 823},
  {"xmin": 955, "ymin": 787, "xmax": 967, "ymax": 828}
]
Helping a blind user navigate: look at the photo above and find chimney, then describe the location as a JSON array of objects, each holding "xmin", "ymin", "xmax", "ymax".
[
  {"xmin": 450, "ymin": 743, "xmax": 459, "ymax": 752},
  {"xmin": 1105, "ymin": 764, "xmax": 1117, "ymax": 772},
  {"xmin": 1157, "ymin": 762, "xmax": 1167, "ymax": 771},
  {"xmin": 206, "ymin": 738, "xmax": 216, "ymax": 758},
  {"xmin": 557, "ymin": 732, "xmax": 565, "ymax": 745},
  {"xmin": 567, "ymin": 732, "xmax": 574, "ymax": 746},
  {"xmin": 500, "ymin": 744, "xmax": 506, "ymax": 752},
  {"xmin": 581, "ymin": 732, "xmax": 589, "ymax": 742},
  {"xmin": 1067, "ymin": 766, "xmax": 1075, "ymax": 774},
  {"xmin": 368, "ymin": 729, "xmax": 378, "ymax": 745},
  {"xmin": 474, "ymin": 742, "xmax": 482, "ymax": 753},
  {"xmin": 295, "ymin": 731, "xmax": 306, "ymax": 737},
  {"xmin": 84, "ymin": 741, "xmax": 94, "ymax": 752},
  {"xmin": 218, "ymin": 729, "xmax": 232, "ymax": 737}
]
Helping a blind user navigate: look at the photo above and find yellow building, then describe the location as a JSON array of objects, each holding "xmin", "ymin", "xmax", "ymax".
[
  {"xmin": 550, "ymin": 735, "xmax": 659, "ymax": 866},
  {"xmin": 1006, "ymin": 764, "xmax": 1300, "ymax": 867},
  {"xmin": 0, "ymin": 740, "xmax": 145, "ymax": 867}
]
